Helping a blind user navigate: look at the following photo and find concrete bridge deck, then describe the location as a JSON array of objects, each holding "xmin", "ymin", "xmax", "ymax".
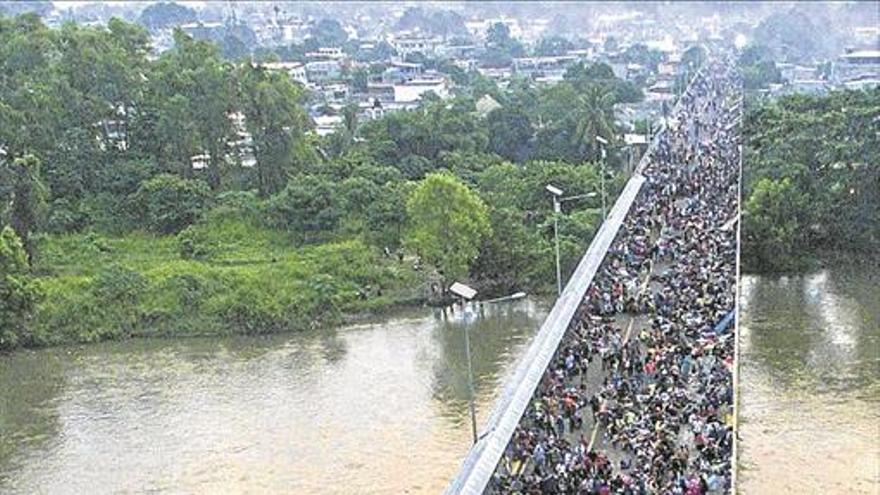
[{"xmin": 445, "ymin": 63, "xmax": 742, "ymax": 494}]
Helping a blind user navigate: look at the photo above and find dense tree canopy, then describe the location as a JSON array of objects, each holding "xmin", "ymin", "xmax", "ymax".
[
  {"xmin": 743, "ymin": 89, "xmax": 879, "ymax": 271},
  {"xmin": 738, "ymin": 44, "xmax": 783, "ymax": 90},
  {"xmin": 395, "ymin": 7, "xmax": 469, "ymax": 38},
  {"xmin": 310, "ymin": 18, "xmax": 348, "ymax": 47},
  {"xmin": 534, "ymin": 36, "xmax": 574, "ymax": 57},
  {"xmin": 0, "ymin": 13, "xmax": 627, "ymax": 349},
  {"xmin": 138, "ymin": 2, "xmax": 197, "ymax": 30},
  {"xmin": 405, "ymin": 173, "xmax": 491, "ymax": 286}
]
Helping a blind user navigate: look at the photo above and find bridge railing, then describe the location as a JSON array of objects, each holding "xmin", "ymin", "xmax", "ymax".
[
  {"xmin": 444, "ymin": 172, "xmax": 646, "ymax": 495},
  {"xmin": 444, "ymin": 66, "xmax": 713, "ymax": 495}
]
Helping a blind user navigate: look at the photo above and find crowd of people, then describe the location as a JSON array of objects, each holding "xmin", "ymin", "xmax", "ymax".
[{"xmin": 488, "ymin": 60, "xmax": 741, "ymax": 494}]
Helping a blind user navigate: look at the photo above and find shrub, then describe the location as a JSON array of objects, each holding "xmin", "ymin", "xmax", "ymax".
[
  {"xmin": 134, "ymin": 174, "xmax": 211, "ymax": 234},
  {"xmin": 264, "ymin": 175, "xmax": 340, "ymax": 235},
  {"xmin": 45, "ymin": 198, "xmax": 88, "ymax": 233}
]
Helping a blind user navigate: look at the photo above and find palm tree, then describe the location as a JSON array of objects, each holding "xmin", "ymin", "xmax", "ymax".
[{"xmin": 572, "ymin": 84, "xmax": 616, "ymax": 162}]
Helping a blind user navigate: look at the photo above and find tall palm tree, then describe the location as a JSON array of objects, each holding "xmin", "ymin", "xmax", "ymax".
[{"xmin": 572, "ymin": 84, "xmax": 616, "ymax": 162}]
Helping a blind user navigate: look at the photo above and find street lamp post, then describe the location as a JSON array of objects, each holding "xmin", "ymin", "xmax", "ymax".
[
  {"xmin": 449, "ymin": 281, "xmax": 478, "ymax": 445},
  {"xmin": 546, "ymin": 185, "xmax": 598, "ymax": 296},
  {"xmin": 546, "ymin": 185, "xmax": 564, "ymax": 296}
]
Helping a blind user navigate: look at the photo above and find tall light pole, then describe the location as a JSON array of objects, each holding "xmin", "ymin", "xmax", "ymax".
[
  {"xmin": 449, "ymin": 281, "xmax": 478, "ymax": 445},
  {"xmin": 546, "ymin": 184, "xmax": 598, "ymax": 296},
  {"xmin": 546, "ymin": 185, "xmax": 564, "ymax": 296}
]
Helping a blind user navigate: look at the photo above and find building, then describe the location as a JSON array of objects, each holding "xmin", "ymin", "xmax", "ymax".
[
  {"xmin": 835, "ymin": 49, "xmax": 880, "ymax": 88},
  {"xmin": 305, "ymin": 60, "xmax": 342, "ymax": 82},
  {"xmin": 392, "ymin": 35, "xmax": 442, "ymax": 59},
  {"xmin": 840, "ymin": 49, "xmax": 880, "ymax": 66},
  {"xmin": 320, "ymin": 83, "xmax": 350, "ymax": 102},
  {"xmin": 393, "ymin": 77, "xmax": 449, "ymax": 103},
  {"xmin": 306, "ymin": 47, "xmax": 345, "ymax": 60},
  {"xmin": 382, "ymin": 61, "xmax": 424, "ymax": 83},
  {"xmin": 778, "ymin": 63, "xmax": 817, "ymax": 83},
  {"xmin": 358, "ymin": 99, "xmax": 387, "ymax": 121},
  {"xmin": 260, "ymin": 61, "xmax": 308, "ymax": 85},
  {"xmin": 512, "ymin": 56, "xmax": 578, "ymax": 79},
  {"xmin": 313, "ymin": 115, "xmax": 344, "ymax": 137},
  {"xmin": 366, "ymin": 82, "xmax": 396, "ymax": 103}
]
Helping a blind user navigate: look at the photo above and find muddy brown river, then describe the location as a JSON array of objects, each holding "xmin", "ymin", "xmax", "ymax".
[
  {"xmin": 738, "ymin": 260, "xmax": 880, "ymax": 494},
  {"xmin": 0, "ymin": 299, "xmax": 549, "ymax": 494}
]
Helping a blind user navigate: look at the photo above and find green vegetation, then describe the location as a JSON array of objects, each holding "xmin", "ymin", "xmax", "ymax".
[
  {"xmin": 406, "ymin": 173, "xmax": 491, "ymax": 290},
  {"xmin": 0, "ymin": 227, "xmax": 42, "ymax": 350},
  {"xmin": 30, "ymin": 224, "xmax": 420, "ymax": 347},
  {"xmin": 743, "ymin": 88, "xmax": 879, "ymax": 272},
  {"xmin": 0, "ymin": 14, "xmax": 634, "ymax": 350},
  {"xmin": 738, "ymin": 45, "xmax": 783, "ymax": 91}
]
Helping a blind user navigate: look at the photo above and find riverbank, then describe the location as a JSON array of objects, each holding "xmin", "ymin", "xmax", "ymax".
[{"xmin": 25, "ymin": 223, "xmax": 426, "ymax": 349}]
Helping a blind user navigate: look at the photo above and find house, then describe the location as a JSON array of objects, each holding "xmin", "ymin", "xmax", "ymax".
[
  {"xmin": 313, "ymin": 115, "xmax": 344, "ymax": 137},
  {"xmin": 306, "ymin": 47, "xmax": 345, "ymax": 60},
  {"xmin": 260, "ymin": 61, "xmax": 308, "ymax": 85},
  {"xmin": 392, "ymin": 35, "xmax": 442, "ymax": 59},
  {"xmin": 393, "ymin": 77, "xmax": 449, "ymax": 103},
  {"xmin": 840, "ymin": 49, "xmax": 880, "ymax": 65},
  {"xmin": 305, "ymin": 60, "xmax": 341, "ymax": 82},
  {"xmin": 358, "ymin": 99, "xmax": 386, "ymax": 121},
  {"xmin": 366, "ymin": 82, "xmax": 395, "ymax": 103},
  {"xmin": 512, "ymin": 56, "xmax": 578, "ymax": 79},
  {"xmin": 382, "ymin": 61, "xmax": 424, "ymax": 83}
]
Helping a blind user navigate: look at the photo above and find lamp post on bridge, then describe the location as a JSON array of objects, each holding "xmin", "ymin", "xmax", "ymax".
[
  {"xmin": 449, "ymin": 281, "xmax": 479, "ymax": 445},
  {"xmin": 546, "ymin": 185, "xmax": 599, "ymax": 296}
]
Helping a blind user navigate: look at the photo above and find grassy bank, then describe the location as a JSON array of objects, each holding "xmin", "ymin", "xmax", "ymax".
[{"xmin": 29, "ymin": 220, "xmax": 422, "ymax": 347}]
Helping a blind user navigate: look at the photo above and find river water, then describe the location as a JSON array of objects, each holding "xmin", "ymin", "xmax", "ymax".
[
  {"xmin": 738, "ymin": 261, "xmax": 880, "ymax": 494},
  {"xmin": 0, "ymin": 298, "xmax": 549, "ymax": 494}
]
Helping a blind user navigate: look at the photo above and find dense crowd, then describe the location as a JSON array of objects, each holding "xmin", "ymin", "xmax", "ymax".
[{"xmin": 488, "ymin": 60, "xmax": 741, "ymax": 494}]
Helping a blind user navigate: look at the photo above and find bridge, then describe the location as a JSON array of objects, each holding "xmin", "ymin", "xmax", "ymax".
[{"xmin": 446, "ymin": 60, "xmax": 742, "ymax": 494}]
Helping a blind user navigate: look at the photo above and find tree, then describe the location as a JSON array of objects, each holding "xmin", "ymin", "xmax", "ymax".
[
  {"xmin": 563, "ymin": 61, "xmax": 642, "ymax": 104},
  {"xmin": 487, "ymin": 106, "xmax": 533, "ymax": 161},
  {"xmin": 405, "ymin": 173, "xmax": 491, "ymax": 286},
  {"xmin": 265, "ymin": 175, "xmax": 341, "ymax": 236},
  {"xmin": 534, "ymin": 36, "xmax": 574, "ymax": 57},
  {"xmin": 621, "ymin": 43, "xmax": 664, "ymax": 72},
  {"xmin": 482, "ymin": 22, "xmax": 524, "ymax": 67},
  {"xmin": 238, "ymin": 63, "xmax": 311, "ymax": 196},
  {"xmin": 138, "ymin": 2, "xmax": 197, "ymax": 30},
  {"xmin": 134, "ymin": 174, "xmax": 211, "ymax": 234},
  {"xmin": 487, "ymin": 22, "xmax": 512, "ymax": 48},
  {"xmin": 739, "ymin": 45, "xmax": 782, "ymax": 90},
  {"xmin": 743, "ymin": 177, "xmax": 810, "ymax": 271},
  {"xmin": 0, "ymin": 226, "xmax": 42, "ymax": 350},
  {"xmin": 1, "ymin": 155, "xmax": 46, "ymax": 264},
  {"xmin": 573, "ymin": 85, "xmax": 616, "ymax": 162},
  {"xmin": 140, "ymin": 29, "xmax": 236, "ymax": 187},
  {"xmin": 310, "ymin": 19, "xmax": 347, "ymax": 47},
  {"xmin": 472, "ymin": 207, "xmax": 547, "ymax": 294}
]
